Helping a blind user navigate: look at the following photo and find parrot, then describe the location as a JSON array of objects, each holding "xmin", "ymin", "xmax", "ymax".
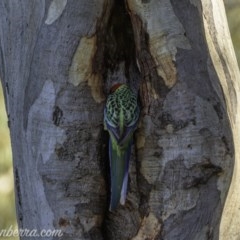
[{"xmin": 104, "ymin": 83, "xmax": 140, "ymax": 211}]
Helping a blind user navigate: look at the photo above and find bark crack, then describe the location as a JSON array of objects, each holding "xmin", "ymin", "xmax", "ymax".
[
  {"xmin": 15, "ymin": 168, "xmax": 23, "ymax": 227},
  {"xmin": 97, "ymin": 1, "xmax": 142, "ymax": 239}
]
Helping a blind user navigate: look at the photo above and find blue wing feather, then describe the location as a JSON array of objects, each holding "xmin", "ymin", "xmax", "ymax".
[
  {"xmin": 120, "ymin": 139, "xmax": 132, "ymax": 205},
  {"xmin": 109, "ymin": 137, "xmax": 133, "ymax": 211}
]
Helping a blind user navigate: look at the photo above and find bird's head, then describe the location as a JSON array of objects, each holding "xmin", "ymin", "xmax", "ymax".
[{"xmin": 110, "ymin": 83, "xmax": 125, "ymax": 94}]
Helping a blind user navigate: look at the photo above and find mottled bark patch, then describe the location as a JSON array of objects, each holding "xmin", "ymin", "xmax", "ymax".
[
  {"xmin": 127, "ymin": 0, "xmax": 191, "ymax": 114},
  {"xmin": 45, "ymin": 0, "xmax": 68, "ymax": 25},
  {"xmin": 131, "ymin": 213, "xmax": 161, "ymax": 240}
]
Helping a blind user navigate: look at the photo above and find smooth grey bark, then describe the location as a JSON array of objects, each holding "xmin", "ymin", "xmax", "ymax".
[{"xmin": 0, "ymin": 0, "xmax": 239, "ymax": 240}]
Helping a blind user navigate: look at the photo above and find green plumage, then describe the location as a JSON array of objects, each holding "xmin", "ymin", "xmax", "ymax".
[{"xmin": 104, "ymin": 84, "xmax": 139, "ymax": 211}]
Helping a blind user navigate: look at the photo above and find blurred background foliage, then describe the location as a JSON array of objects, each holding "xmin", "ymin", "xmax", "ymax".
[
  {"xmin": 225, "ymin": 0, "xmax": 240, "ymax": 65},
  {"xmin": 0, "ymin": 84, "xmax": 18, "ymax": 240},
  {"xmin": 0, "ymin": 2, "xmax": 239, "ymax": 240}
]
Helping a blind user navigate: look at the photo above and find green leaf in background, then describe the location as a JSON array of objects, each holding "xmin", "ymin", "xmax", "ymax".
[
  {"xmin": 225, "ymin": 0, "xmax": 240, "ymax": 66},
  {"xmin": 0, "ymin": 84, "xmax": 18, "ymax": 240}
]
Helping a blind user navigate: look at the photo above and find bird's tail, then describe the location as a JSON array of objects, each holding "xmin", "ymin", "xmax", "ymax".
[{"xmin": 109, "ymin": 138, "xmax": 132, "ymax": 211}]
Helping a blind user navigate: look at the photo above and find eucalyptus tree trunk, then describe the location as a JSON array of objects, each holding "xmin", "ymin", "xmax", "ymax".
[{"xmin": 0, "ymin": 0, "xmax": 239, "ymax": 240}]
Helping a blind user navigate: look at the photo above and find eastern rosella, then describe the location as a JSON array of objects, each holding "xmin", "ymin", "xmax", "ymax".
[{"xmin": 104, "ymin": 83, "xmax": 140, "ymax": 211}]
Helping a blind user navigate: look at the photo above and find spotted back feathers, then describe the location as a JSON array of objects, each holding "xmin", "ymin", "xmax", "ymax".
[{"xmin": 105, "ymin": 84, "xmax": 139, "ymax": 129}]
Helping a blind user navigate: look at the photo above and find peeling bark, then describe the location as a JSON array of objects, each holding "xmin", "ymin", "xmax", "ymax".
[{"xmin": 0, "ymin": 0, "xmax": 239, "ymax": 240}]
